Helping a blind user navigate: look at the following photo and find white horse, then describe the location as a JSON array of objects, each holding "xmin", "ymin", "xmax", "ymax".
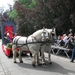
[
  {"xmin": 40, "ymin": 28, "xmax": 56, "ymax": 65},
  {"xmin": 12, "ymin": 28, "xmax": 51, "ymax": 66}
]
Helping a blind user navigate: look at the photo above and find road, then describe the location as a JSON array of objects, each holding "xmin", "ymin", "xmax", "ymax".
[{"xmin": 0, "ymin": 41, "xmax": 75, "ymax": 75}]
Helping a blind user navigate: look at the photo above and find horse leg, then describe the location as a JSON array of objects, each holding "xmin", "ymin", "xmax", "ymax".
[
  {"xmin": 41, "ymin": 51, "xmax": 46, "ymax": 65},
  {"xmin": 12, "ymin": 45, "xmax": 17, "ymax": 63},
  {"xmin": 30, "ymin": 52, "xmax": 32, "ymax": 57},
  {"xmin": 36, "ymin": 51, "xmax": 39, "ymax": 65},
  {"xmin": 37, "ymin": 51, "xmax": 43, "ymax": 65},
  {"xmin": 18, "ymin": 49, "xmax": 23, "ymax": 63},
  {"xmin": 40, "ymin": 46, "xmax": 46, "ymax": 65},
  {"xmin": 32, "ymin": 51, "xmax": 37, "ymax": 67},
  {"xmin": 48, "ymin": 46, "xmax": 52, "ymax": 64}
]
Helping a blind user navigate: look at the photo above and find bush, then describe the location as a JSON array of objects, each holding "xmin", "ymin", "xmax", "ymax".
[{"xmin": 6, "ymin": 43, "xmax": 12, "ymax": 49}]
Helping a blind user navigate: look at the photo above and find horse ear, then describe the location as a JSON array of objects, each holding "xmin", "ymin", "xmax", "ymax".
[
  {"xmin": 52, "ymin": 27, "xmax": 55, "ymax": 30},
  {"xmin": 43, "ymin": 27, "xmax": 45, "ymax": 30}
]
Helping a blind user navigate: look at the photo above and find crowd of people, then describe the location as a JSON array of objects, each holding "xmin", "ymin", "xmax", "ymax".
[
  {"xmin": 56, "ymin": 29, "xmax": 75, "ymax": 62},
  {"xmin": 57, "ymin": 33, "xmax": 73, "ymax": 49},
  {"xmin": 56, "ymin": 29, "xmax": 74, "ymax": 48}
]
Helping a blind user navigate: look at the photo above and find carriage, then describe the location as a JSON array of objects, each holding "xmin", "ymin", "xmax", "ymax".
[
  {"xmin": 1, "ymin": 21, "xmax": 16, "ymax": 57},
  {"xmin": 1, "ymin": 21, "xmax": 31, "ymax": 57}
]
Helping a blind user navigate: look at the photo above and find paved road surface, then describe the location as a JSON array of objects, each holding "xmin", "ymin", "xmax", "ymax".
[{"xmin": 0, "ymin": 41, "xmax": 75, "ymax": 75}]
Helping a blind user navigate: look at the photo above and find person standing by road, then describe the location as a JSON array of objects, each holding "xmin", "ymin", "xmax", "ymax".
[
  {"xmin": 70, "ymin": 35, "xmax": 75, "ymax": 62},
  {"xmin": 68, "ymin": 29, "xmax": 73, "ymax": 36}
]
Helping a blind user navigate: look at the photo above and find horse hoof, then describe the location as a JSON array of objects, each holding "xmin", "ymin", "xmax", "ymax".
[
  {"xmin": 38, "ymin": 63, "xmax": 42, "ymax": 66},
  {"xmin": 49, "ymin": 62, "xmax": 52, "ymax": 64},
  {"xmin": 32, "ymin": 64, "xmax": 36, "ymax": 67},
  {"xmin": 43, "ymin": 63, "xmax": 46, "ymax": 65},
  {"xmin": 20, "ymin": 61, "xmax": 23, "ymax": 63},
  {"xmin": 14, "ymin": 61, "xmax": 17, "ymax": 63}
]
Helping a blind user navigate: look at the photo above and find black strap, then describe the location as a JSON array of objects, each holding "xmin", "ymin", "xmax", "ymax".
[
  {"xmin": 15, "ymin": 36, "xmax": 21, "ymax": 47},
  {"xmin": 26, "ymin": 37, "xmax": 29, "ymax": 50}
]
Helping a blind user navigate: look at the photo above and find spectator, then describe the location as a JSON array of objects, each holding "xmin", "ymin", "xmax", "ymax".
[
  {"xmin": 68, "ymin": 29, "xmax": 73, "ymax": 36},
  {"xmin": 63, "ymin": 34, "xmax": 68, "ymax": 43},
  {"xmin": 57, "ymin": 35, "xmax": 62, "ymax": 45},
  {"xmin": 65, "ymin": 33, "xmax": 73, "ymax": 49},
  {"xmin": 59, "ymin": 33, "xmax": 73, "ymax": 48},
  {"xmin": 61, "ymin": 34, "xmax": 66, "ymax": 40},
  {"xmin": 70, "ymin": 35, "xmax": 75, "ymax": 62},
  {"xmin": 61, "ymin": 34, "xmax": 68, "ymax": 47},
  {"xmin": 57, "ymin": 35, "xmax": 65, "ymax": 46}
]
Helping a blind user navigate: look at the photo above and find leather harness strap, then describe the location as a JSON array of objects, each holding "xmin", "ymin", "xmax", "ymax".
[
  {"xmin": 15, "ymin": 37, "xmax": 21, "ymax": 46},
  {"xmin": 25, "ymin": 37, "xmax": 30, "ymax": 51}
]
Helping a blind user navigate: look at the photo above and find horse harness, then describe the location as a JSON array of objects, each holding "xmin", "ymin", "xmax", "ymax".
[
  {"xmin": 13, "ymin": 36, "xmax": 29, "ymax": 50},
  {"xmin": 13, "ymin": 35, "xmax": 54, "ymax": 51}
]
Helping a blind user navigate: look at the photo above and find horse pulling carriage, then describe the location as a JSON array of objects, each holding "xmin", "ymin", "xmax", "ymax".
[
  {"xmin": 12, "ymin": 27, "xmax": 56, "ymax": 66},
  {"xmin": 1, "ymin": 22, "xmax": 56, "ymax": 66}
]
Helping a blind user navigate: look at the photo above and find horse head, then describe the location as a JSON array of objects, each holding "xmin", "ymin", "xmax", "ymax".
[
  {"xmin": 42, "ymin": 27, "xmax": 57, "ymax": 42},
  {"xmin": 41, "ymin": 27, "xmax": 50, "ymax": 41},
  {"xmin": 31, "ymin": 27, "xmax": 50, "ymax": 42},
  {"xmin": 31, "ymin": 27, "xmax": 56, "ymax": 43}
]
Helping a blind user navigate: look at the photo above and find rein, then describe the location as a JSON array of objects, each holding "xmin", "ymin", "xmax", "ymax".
[
  {"xmin": 13, "ymin": 35, "xmax": 55, "ymax": 48},
  {"xmin": 12, "ymin": 28, "xmax": 56, "ymax": 49},
  {"xmin": 13, "ymin": 40, "xmax": 53, "ymax": 48}
]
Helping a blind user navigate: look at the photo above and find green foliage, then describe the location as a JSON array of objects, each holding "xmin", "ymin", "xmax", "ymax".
[
  {"xmin": 19, "ymin": 0, "xmax": 38, "ymax": 8},
  {"xmin": 8, "ymin": 10, "xmax": 18, "ymax": 20},
  {"xmin": 8, "ymin": 0, "xmax": 75, "ymax": 36},
  {"xmin": 6, "ymin": 43, "xmax": 12, "ymax": 49}
]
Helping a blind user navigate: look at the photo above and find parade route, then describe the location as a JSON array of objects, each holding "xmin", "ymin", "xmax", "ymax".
[{"xmin": 0, "ymin": 41, "xmax": 75, "ymax": 75}]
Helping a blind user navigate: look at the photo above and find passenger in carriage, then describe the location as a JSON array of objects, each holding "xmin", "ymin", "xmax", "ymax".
[
  {"xmin": 11, "ymin": 33, "xmax": 18, "ymax": 40},
  {"xmin": 12, "ymin": 33, "xmax": 18, "ymax": 39},
  {"xmin": 4, "ymin": 34, "xmax": 9, "ymax": 45},
  {"xmin": 6, "ymin": 33, "xmax": 12, "ymax": 43}
]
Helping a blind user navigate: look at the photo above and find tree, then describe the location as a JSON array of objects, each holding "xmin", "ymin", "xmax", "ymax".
[
  {"xmin": 8, "ymin": 0, "xmax": 75, "ymax": 36},
  {"xmin": 13, "ymin": 1, "xmax": 37, "ymax": 35},
  {"xmin": 8, "ymin": 9, "xmax": 18, "ymax": 21}
]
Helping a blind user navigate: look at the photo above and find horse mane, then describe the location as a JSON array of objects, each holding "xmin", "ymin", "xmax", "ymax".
[
  {"xmin": 32, "ymin": 29, "xmax": 43, "ymax": 37},
  {"xmin": 45, "ymin": 29, "xmax": 52, "ymax": 34},
  {"xmin": 32, "ymin": 29, "xmax": 53, "ymax": 37},
  {"xmin": 29, "ymin": 28, "xmax": 56, "ymax": 41}
]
